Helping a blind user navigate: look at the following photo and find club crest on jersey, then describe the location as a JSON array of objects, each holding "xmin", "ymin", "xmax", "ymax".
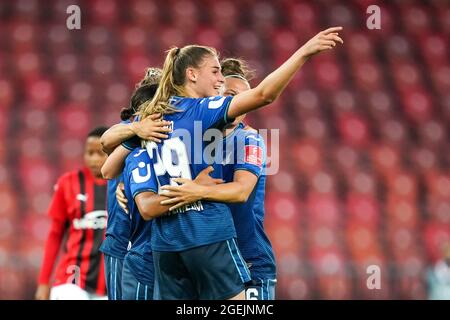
[
  {"xmin": 132, "ymin": 161, "xmax": 151, "ymax": 183},
  {"xmin": 245, "ymin": 145, "xmax": 263, "ymax": 167}
]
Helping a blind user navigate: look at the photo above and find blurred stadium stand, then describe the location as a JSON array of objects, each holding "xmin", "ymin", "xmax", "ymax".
[{"xmin": 0, "ymin": 0, "xmax": 449, "ymax": 299}]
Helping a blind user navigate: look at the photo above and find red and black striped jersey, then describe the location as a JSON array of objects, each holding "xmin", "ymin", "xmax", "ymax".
[{"xmin": 38, "ymin": 167, "xmax": 107, "ymax": 295}]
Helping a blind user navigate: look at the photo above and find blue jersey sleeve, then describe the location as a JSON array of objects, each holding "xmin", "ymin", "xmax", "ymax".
[
  {"xmin": 118, "ymin": 119, "xmax": 141, "ymax": 150},
  {"xmin": 192, "ymin": 96, "xmax": 234, "ymax": 130},
  {"xmin": 124, "ymin": 149, "xmax": 158, "ymax": 199},
  {"xmin": 233, "ymin": 132, "xmax": 266, "ymax": 178}
]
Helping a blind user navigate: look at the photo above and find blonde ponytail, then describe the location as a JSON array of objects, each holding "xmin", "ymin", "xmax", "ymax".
[{"xmin": 138, "ymin": 45, "xmax": 218, "ymax": 120}]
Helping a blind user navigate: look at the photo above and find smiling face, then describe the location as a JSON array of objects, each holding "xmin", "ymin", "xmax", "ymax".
[{"xmin": 187, "ymin": 54, "xmax": 225, "ymax": 97}]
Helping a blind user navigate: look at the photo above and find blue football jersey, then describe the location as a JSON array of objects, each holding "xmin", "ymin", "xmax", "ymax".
[
  {"xmin": 223, "ymin": 124, "xmax": 277, "ymax": 280},
  {"xmin": 122, "ymin": 147, "xmax": 157, "ymax": 285},
  {"xmin": 148, "ymin": 95, "xmax": 237, "ymax": 252},
  {"xmin": 100, "ymin": 120, "xmax": 133, "ymax": 259}
]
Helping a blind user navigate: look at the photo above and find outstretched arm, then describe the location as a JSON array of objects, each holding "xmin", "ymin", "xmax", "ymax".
[{"xmin": 227, "ymin": 27, "xmax": 343, "ymax": 119}]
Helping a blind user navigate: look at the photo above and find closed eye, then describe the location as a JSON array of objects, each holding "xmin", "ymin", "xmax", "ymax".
[{"xmin": 224, "ymin": 90, "xmax": 237, "ymax": 96}]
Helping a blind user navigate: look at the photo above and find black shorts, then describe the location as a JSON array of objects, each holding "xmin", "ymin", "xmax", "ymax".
[{"xmin": 153, "ymin": 239, "xmax": 251, "ymax": 300}]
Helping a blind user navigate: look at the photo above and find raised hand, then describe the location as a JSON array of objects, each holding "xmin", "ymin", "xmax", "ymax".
[{"xmin": 300, "ymin": 26, "xmax": 344, "ymax": 58}]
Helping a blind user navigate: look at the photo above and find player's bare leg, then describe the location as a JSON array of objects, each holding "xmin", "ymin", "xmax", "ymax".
[{"xmin": 228, "ymin": 290, "xmax": 246, "ymax": 300}]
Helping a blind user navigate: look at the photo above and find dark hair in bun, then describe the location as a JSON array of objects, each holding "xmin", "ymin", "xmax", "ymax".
[{"xmin": 220, "ymin": 58, "xmax": 255, "ymax": 81}]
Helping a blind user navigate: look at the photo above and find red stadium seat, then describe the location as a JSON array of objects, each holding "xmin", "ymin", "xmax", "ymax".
[
  {"xmin": 346, "ymin": 193, "xmax": 380, "ymax": 225},
  {"xmin": 272, "ymin": 29, "xmax": 299, "ymax": 65},
  {"xmin": 400, "ymin": 88, "xmax": 433, "ymax": 123},
  {"xmin": 366, "ymin": 90, "xmax": 395, "ymax": 122},
  {"xmin": 308, "ymin": 225, "xmax": 342, "ymax": 252},
  {"xmin": 385, "ymin": 172, "xmax": 418, "ymax": 200},
  {"xmin": 90, "ymin": 0, "xmax": 119, "ymax": 26},
  {"xmin": 234, "ymin": 28, "xmax": 263, "ymax": 61},
  {"xmin": 353, "ymin": 60, "xmax": 383, "ymax": 92},
  {"xmin": 21, "ymin": 213, "xmax": 51, "ymax": 244},
  {"xmin": 345, "ymin": 31, "xmax": 374, "ymax": 61},
  {"xmin": 411, "ymin": 147, "xmax": 439, "ymax": 173},
  {"xmin": 419, "ymin": 34, "xmax": 448, "ymax": 67},
  {"xmin": 385, "ymin": 34, "xmax": 414, "ymax": 62},
  {"xmin": 424, "ymin": 171, "xmax": 450, "ymax": 200},
  {"xmin": 0, "ymin": 78, "xmax": 14, "ymax": 111},
  {"xmin": 118, "ymin": 25, "xmax": 148, "ymax": 55},
  {"xmin": 195, "ymin": 27, "xmax": 224, "ymax": 52},
  {"xmin": 159, "ymin": 25, "xmax": 188, "ymax": 51},
  {"xmin": 391, "ymin": 62, "xmax": 422, "ymax": 92},
  {"xmin": 306, "ymin": 192, "xmax": 341, "ymax": 227},
  {"xmin": 419, "ymin": 119, "xmax": 447, "ymax": 147},
  {"xmin": 85, "ymin": 26, "xmax": 114, "ymax": 56},
  {"xmin": 379, "ymin": 118, "xmax": 409, "ymax": 146},
  {"xmin": 209, "ymin": 1, "xmax": 239, "ymax": 37},
  {"xmin": 129, "ymin": 0, "xmax": 161, "ymax": 28},
  {"xmin": 299, "ymin": 115, "xmax": 329, "ymax": 141},
  {"xmin": 370, "ymin": 144, "xmax": 402, "ymax": 177},
  {"xmin": 46, "ymin": 25, "xmax": 75, "ymax": 56},
  {"xmin": 331, "ymin": 89, "xmax": 357, "ymax": 113},
  {"xmin": 400, "ymin": 5, "xmax": 432, "ymax": 36},
  {"xmin": 333, "ymin": 145, "xmax": 360, "ymax": 175},
  {"xmin": 386, "ymin": 197, "xmax": 419, "ymax": 229},
  {"xmin": 423, "ymin": 222, "xmax": 450, "ymax": 262},
  {"xmin": 265, "ymin": 192, "xmax": 302, "ymax": 226},
  {"xmin": 0, "ymin": 216, "xmax": 15, "ymax": 245},
  {"xmin": 250, "ymin": 1, "xmax": 277, "ymax": 35},
  {"xmin": 0, "ymin": 110, "xmax": 9, "ymax": 140},
  {"xmin": 0, "ymin": 266, "xmax": 27, "ymax": 299},
  {"xmin": 23, "ymin": 77, "xmax": 57, "ymax": 110},
  {"xmin": 281, "ymin": 275, "xmax": 313, "ymax": 300},
  {"xmin": 309, "ymin": 249, "xmax": 352, "ymax": 299},
  {"xmin": 437, "ymin": 6, "xmax": 450, "ymax": 35},
  {"xmin": 284, "ymin": 1, "xmax": 319, "ymax": 41},
  {"xmin": 430, "ymin": 64, "xmax": 450, "ymax": 95},
  {"xmin": 393, "ymin": 252, "xmax": 427, "ymax": 299},
  {"xmin": 293, "ymin": 89, "xmax": 321, "ymax": 119},
  {"xmin": 291, "ymin": 139, "xmax": 324, "ymax": 175},
  {"xmin": 427, "ymin": 198, "xmax": 450, "ymax": 225},
  {"xmin": 10, "ymin": 22, "xmax": 39, "ymax": 54},
  {"xmin": 337, "ymin": 112, "xmax": 370, "ymax": 148},
  {"xmin": 57, "ymin": 105, "xmax": 92, "ymax": 139},
  {"xmin": 66, "ymin": 81, "xmax": 95, "ymax": 106},
  {"xmin": 168, "ymin": 0, "xmax": 199, "ymax": 39},
  {"xmin": 346, "ymin": 222, "xmax": 380, "ymax": 256},
  {"xmin": 312, "ymin": 56, "xmax": 343, "ymax": 91},
  {"xmin": 18, "ymin": 158, "xmax": 56, "ymax": 197}
]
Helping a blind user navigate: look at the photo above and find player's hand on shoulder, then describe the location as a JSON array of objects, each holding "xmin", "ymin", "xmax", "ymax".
[{"xmin": 132, "ymin": 113, "xmax": 172, "ymax": 143}]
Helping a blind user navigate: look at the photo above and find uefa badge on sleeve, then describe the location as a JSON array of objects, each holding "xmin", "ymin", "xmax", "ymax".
[{"xmin": 244, "ymin": 145, "xmax": 263, "ymax": 167}]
